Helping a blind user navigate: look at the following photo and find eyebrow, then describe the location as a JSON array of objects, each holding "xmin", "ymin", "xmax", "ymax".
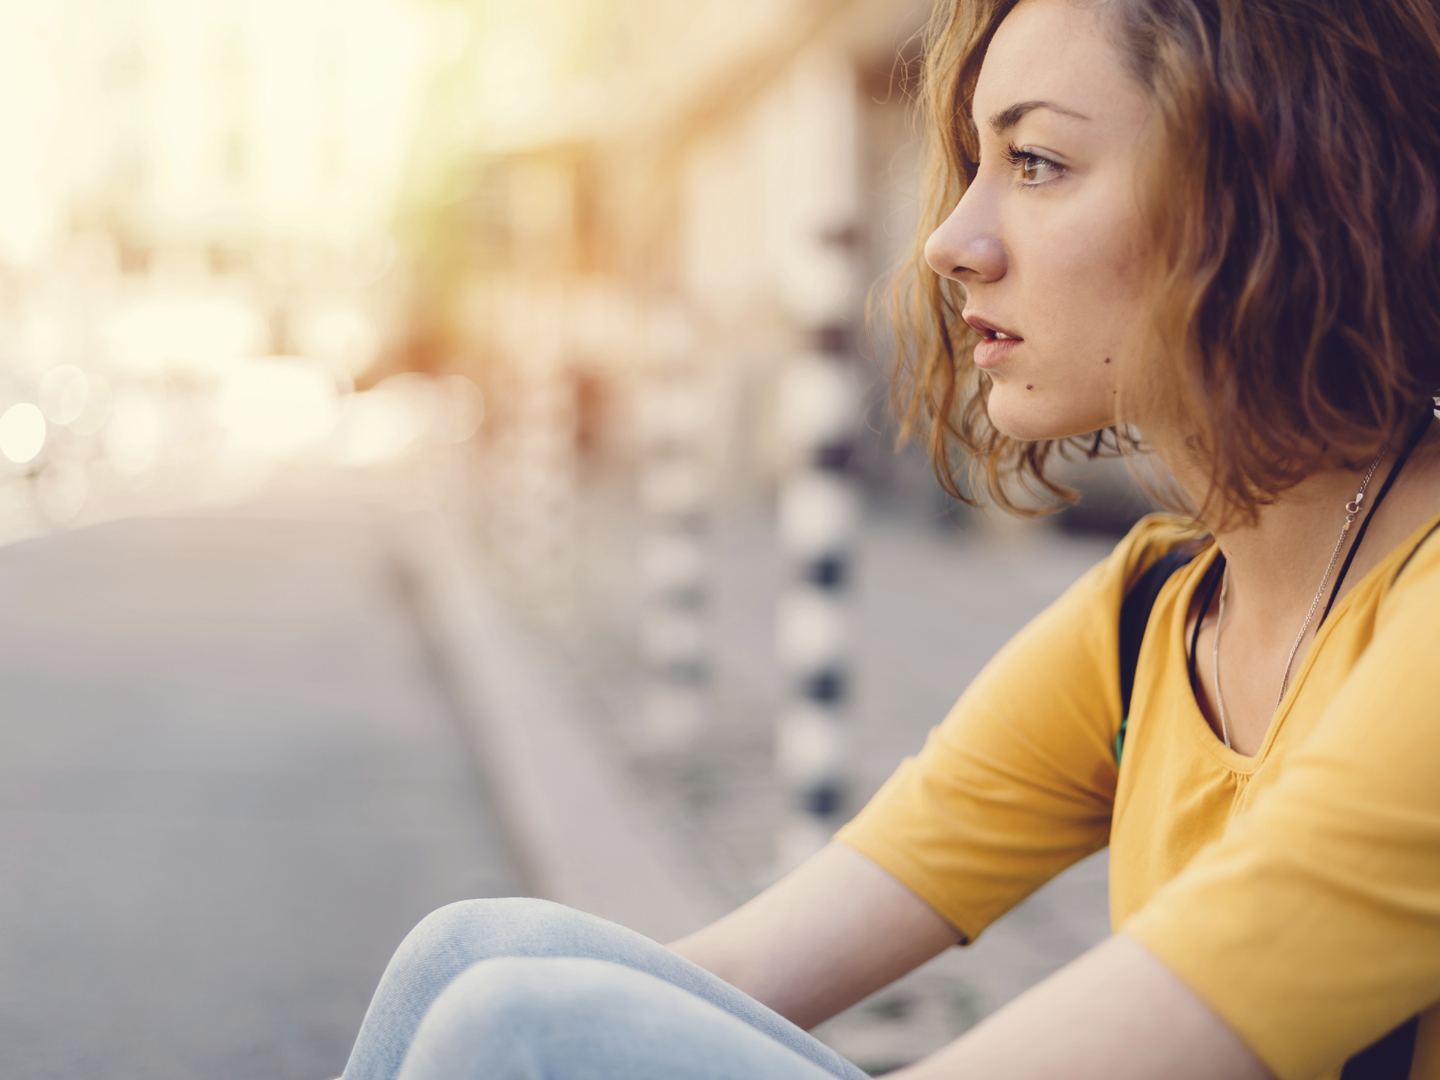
[{"xmin": 985, "ymin": 100, "xmax": 1090, "ymax": 133}]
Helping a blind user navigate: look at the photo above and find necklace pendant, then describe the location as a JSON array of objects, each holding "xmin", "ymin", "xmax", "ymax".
[{"xmin": 1248, "ymin": 446, "xmax": 1388, "ymax": 729}]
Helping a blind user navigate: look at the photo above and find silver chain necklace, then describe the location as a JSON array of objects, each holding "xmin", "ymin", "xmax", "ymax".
[{"xmin": 1211, "ymin": 448, "xmax": 1386, "ymax": 747}]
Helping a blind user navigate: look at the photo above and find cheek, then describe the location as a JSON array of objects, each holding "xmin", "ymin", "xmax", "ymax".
[
  {"xmin": 988, "ymin": 207, "xmax": 1146, "ymax": 439},
  {"xmin": 1035, "ymin": 191, "xmax": 1151, "ymax": 359},
  {"xmin": 1036, "ymin": 212, "xmax": 1147, "ymax": 354}
]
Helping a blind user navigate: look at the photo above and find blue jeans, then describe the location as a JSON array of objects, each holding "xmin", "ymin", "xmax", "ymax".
[{"xmin": 341, "ymin": 898, "xmax": 872, "ymax": 1080}]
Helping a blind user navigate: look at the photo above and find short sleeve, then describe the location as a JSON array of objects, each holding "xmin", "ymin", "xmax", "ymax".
[
  {"xmin": 836, "ymin": 515, "xmax": 1194, "ymax": 942},
  {"xmin": 1124, "ymin": 539, "xmax": 1440, "ymax": 1080}
]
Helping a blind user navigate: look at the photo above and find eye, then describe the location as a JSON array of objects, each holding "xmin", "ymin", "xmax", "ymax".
[{"xmin": 1003, "ymin": 144, "xmax": 1065, "ymax": 186}]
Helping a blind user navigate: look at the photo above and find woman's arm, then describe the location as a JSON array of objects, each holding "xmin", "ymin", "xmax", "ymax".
[
  {"xmin": 669, "ymin": 842, "xmax": 962, "ymax": 1030},
  {"xmin": 676, "ymin": 845, "xmax": 1270, "ymax": 1078},
  {"xmin": 894, "ymin": 934, "xmax": 1272, "ymax": 1080}
]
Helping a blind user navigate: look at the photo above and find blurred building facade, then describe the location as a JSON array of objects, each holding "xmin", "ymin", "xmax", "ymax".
[
  {"xmin": 393, "ymin": 1, "xmax": 937, "ymax": 632},
  {"xmin": 412, "ymin": 0, "xmax": 928, "ymax": 473},
  {"xmin": 0, "ymin": 0, "xmax": 478, "ymax": 538}
]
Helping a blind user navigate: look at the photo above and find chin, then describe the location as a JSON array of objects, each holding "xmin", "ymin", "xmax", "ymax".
[{"xmin": 987, "ymin": 384, "xmax": 1106, "ymax": 442}]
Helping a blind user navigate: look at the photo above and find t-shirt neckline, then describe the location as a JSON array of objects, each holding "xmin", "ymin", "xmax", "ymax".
[{"xmin": 1167, "ymin": 506, "xmax": 1440, "ymax": 772}]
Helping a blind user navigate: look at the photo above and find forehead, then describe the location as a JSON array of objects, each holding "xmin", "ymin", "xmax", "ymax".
[{"xmin": 974, "ymin": 0, "xmax": 1141, "ymax": 129}]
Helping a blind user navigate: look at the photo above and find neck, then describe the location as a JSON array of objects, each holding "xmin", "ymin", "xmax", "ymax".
[{"xmin": 1157, "ymin": 440, "xmax": 1393, "ymax": 634}]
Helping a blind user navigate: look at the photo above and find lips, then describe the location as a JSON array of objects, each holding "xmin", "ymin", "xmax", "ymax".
[
  {"xmin": 963, "ymin": 312, "xmax": 1022, "ymax": 342},
  {"xmin": 964, "ymin": 311, "xmax": 1023, "ymax": 370}
]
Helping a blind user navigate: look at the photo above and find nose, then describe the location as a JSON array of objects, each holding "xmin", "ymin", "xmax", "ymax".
[{"xmin": 923, "ymin": 182, "xmax": 1006, "ymax": 286}]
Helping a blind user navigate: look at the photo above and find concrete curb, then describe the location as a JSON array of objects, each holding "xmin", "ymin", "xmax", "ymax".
[{"xmin": 391, "ymin": 509, "xmax": 724, "ymax": 944}]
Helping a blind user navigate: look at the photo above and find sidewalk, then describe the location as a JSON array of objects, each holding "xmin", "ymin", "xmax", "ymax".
[{"xmin": 0, "ymin": 504, "xmax": 521, "ymax": 1080}]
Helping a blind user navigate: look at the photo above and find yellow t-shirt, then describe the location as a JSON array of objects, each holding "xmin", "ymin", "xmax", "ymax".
[{"xmin": 836, "ymin": 512, "xmax": 1440, "ymax": 1080}]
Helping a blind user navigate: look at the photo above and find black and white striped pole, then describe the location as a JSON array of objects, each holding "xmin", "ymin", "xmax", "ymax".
[
  {"xmin": 634, "ymin": 309, "xmax": 709, "ymax": 750},
  {"xmin": 490, "ymin": 289, "xmax": 581, "ymax": 628},
  {"xmin": 770, "ymin": 47, "xmax": 863, "ymax": 871},
  {"xmin": 774, "ymin": 329, "xmax": 861, "ymax": 870}
]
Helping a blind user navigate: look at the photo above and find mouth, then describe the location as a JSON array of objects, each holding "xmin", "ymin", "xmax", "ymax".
[
  {"xmin": 964, "ymin": 312, "xmax": 1023, "ymax": 369},
  {"xmin": 963, "ymin": 312, "xmax": 1023, "ymax": 342}
]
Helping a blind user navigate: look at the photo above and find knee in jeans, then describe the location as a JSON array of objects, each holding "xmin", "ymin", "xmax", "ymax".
[
  {"xmin": 397, "ymin": 896, "xmax": 617, "ymax": 976},
  {"xmin": 409, "ymin": 896, "xmax": 588, "ymax": 947}
]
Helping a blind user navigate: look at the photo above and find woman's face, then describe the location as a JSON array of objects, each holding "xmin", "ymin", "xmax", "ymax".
[{"xmin": 924, "ymin": 0, "xmax": 1153, "ymax": 441}]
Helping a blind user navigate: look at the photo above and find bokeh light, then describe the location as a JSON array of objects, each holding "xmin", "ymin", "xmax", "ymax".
[
  {"xmin": 335, "ymin": 377, "xmax": 430, "ymax": 466},
  {"xmin": 107, "ymin": 301, "xmax": 266, "ymax": 378},
  {"xmin": 0, "ymin": 403, "xmax": 47, "ymax": 464},
  {"xmin": 102, "ymin": 394, "xmax": 165, "ymax": 478},
  {"xmin": 218, "ymin": 359, "xmax": 340, "ymax": 457}
]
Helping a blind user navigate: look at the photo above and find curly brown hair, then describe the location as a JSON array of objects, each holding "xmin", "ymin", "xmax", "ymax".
[{"xmin": 889, "ymin": 0, "xmax": 1440, "ymax": 519}]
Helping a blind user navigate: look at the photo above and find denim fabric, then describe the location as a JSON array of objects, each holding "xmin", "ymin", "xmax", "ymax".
[{"xmin": 341, "ymin": 897, "xmax": 871, "ymax": 1080}]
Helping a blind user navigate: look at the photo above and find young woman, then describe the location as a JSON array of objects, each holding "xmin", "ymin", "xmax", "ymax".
[{"xmin": 340, "ymin": 0, "xmax": 1440, "ymax": 1077}]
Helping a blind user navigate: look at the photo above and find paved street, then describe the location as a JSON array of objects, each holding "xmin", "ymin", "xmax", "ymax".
[{"xmin": 0, "ymin": 505, "xmax": 521, "ymax": 1080}]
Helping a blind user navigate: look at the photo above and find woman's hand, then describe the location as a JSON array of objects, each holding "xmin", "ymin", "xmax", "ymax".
[
  {"xmin": 891, "ymin": 934, "xmax": 1272, "ymax": 1080},
  {"xmin": 669, "ymin": 842, "xmax": 962, "ymax": 1030}
]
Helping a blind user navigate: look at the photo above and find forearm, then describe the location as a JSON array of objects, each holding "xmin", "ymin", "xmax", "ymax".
[
  {"xmin": 891, "ymin": 934, "xmax": 1272, "ymax": 1080},
  {"xmin": 670, "ymin": 842, "xmax": 961, "ymax": 1030},
  {"xmin": 672, "ymin": 847, "xmax": 1271, "ymax": 1078}
]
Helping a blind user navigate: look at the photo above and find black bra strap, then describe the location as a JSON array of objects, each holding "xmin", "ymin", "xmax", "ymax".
[
  {"xmin": 1187, "ymin": 554, "xmax": 1225, "ymax": 695},
  {"xmin": 1340, "ymin": 1015, "xmax": 1418, "ymax": 1080},
  {"xmin": 1115, "ymin": 544, "xmax": 1203, "ymax": 765}
]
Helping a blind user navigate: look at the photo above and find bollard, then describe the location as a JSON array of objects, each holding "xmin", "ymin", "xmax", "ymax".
[
  {"xmin": 764, "ymin": 45, "xmax": 862, "ymax": 872},
  {"xmin": 774, "ymin": 328, "xmax": 861, "ymax": 871},
  {"xmin": 634, "ymin": 316, "xmax": 710, "ymax": 751},
  {"xmin": 484, "ymin": 352, "xmax": 579, "ymax": 629}
]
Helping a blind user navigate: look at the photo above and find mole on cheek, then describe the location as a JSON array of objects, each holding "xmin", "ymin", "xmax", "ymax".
[
  {"xmin": 1104, "ymin": 357, "xmax": 1112, "ymax": 364},
  {"xmin": 1026, "ymin": 384, "xmax": 1034, "ymax": 390}
]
